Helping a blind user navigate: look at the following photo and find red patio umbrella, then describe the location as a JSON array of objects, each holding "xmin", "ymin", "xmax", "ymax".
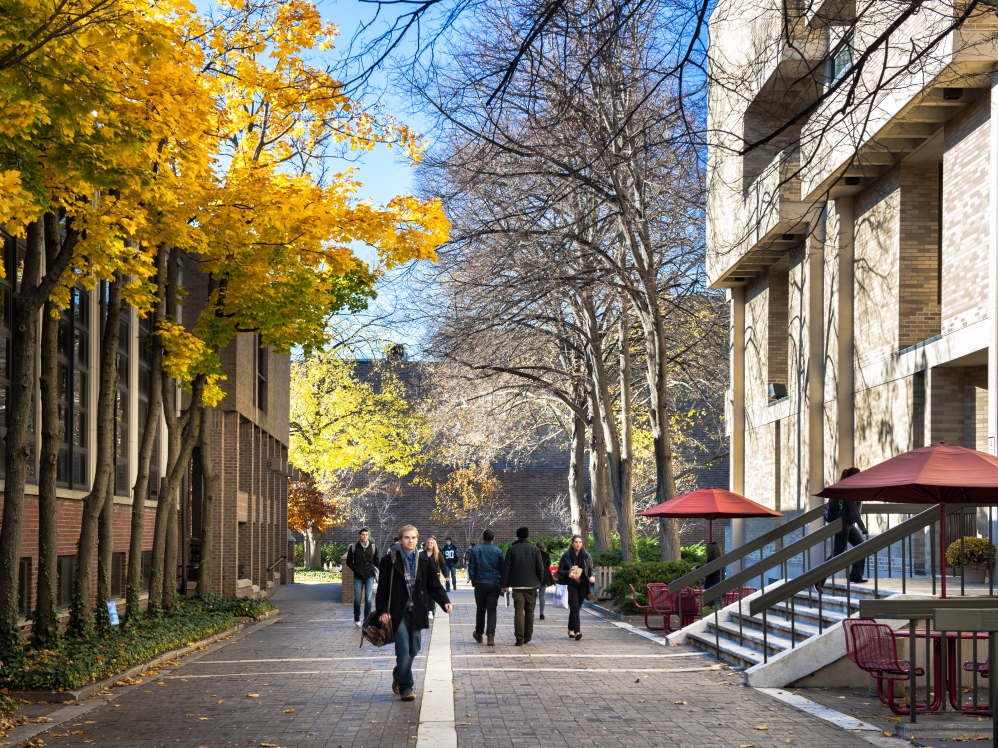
[
  {"xmin": 639, "ymin": 487, "xmax": 782, "ymax": 542},
  {"xmin": 816, "ymin": 442, "xmax": 998, "ymax": 598}
]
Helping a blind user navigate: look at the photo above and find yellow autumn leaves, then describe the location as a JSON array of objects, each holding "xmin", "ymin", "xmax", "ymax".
[{"xmin": 0, "ymin": 0, "xmax": 448, "ymax": 386}]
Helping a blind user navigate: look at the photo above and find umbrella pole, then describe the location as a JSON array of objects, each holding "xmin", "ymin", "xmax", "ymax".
[
  {"xmin": 940, "ymin": 504, "xmax": 947, "ymax": 600},
  {"xmin": 709, "ymin": 520, "xmax": 713, "ymax": 543}
]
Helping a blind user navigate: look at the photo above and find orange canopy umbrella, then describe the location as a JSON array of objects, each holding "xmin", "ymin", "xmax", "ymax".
[
  {"xmin": 639, "ymin": 487, "xmax": 782, "ymax": 542},
  {"xmin": 816, "ymin": 442, "xmax": 998, "ymax": 598}
]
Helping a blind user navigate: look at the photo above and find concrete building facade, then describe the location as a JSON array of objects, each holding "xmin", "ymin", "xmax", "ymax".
[{"xmin": 707, "ymin": 0, "xmax": 998, "ymax": 548}]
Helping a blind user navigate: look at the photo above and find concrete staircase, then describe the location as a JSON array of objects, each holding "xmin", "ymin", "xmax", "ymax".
[{"xmin": 681, "ymin": 582, "xmax": 883, "ymax": 671}]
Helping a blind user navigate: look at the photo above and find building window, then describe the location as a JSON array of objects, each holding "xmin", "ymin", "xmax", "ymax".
[
  {"xmin": 110, "ymin": 552, "xmax": 125, "ymax": 599},
  {"xmin": 257, "ymin": 336, "xmax": 268, "ymax": 413},
  {"xmin": 57, "ymin": 555, "xmax": 77, "ymax": 608},
  {"xmin": 18, "ymin": 557, "xmax": 30, "ymax": 617},
  {"xmin": 57, "ymin": 286, "xmax": 90, "ymax": 489},
  {"xmin": 115, "ymin": 305, "xmax": 130, "ymax": 496},
  {"xmin": 138, "ymin": 314, "xmax": 159, "ymax": 501},
  {"xmin": 831, "ymin": 33, "xmax": 854, "ymax": 83}
]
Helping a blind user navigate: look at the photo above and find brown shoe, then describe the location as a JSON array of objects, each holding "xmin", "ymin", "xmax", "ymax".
[
  {"xmin": 392, "ymin": 678, "xmax": 400, "ymax": 695},
  {"xmin": 473, "ymin": 631, "xmax": 483, "ymax": 644},
  {"xmin": 401, "ymin": 690, "xmax": 416, "ymax": 702},
  {"xmin": 487, "ymin": 635, "xmax": 495, "ymax": 646}
]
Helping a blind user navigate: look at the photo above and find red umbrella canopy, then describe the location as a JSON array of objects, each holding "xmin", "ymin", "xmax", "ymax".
[
  {"xmin": 816, "ymin": 443, "xmax": 998, "ymax": 503},
  {"xmin": 639, "ymin": 488, "xmax": 783, "ymax": 520}
]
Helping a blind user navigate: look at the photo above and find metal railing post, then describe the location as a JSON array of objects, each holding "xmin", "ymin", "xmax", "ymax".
[{"xmin": 909, "ymin": 619, "xmax": 917, "ymax": 724}]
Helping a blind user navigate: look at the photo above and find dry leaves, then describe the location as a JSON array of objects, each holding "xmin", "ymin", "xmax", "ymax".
[
  {"xmin": 246, "ymin": 694, "xmax": 260, "ymax": 698},
  {"xmin": 754, "ymin": 725, "xmax": 769, "ymax": 730},
  {"xmin": 283, "ymin": 708, "xmax": 295, "ymax": 713}
]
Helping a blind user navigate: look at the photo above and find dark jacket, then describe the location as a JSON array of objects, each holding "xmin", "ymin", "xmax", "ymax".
[
  {"xmin": 500, "ymin": 539, "xmax": 546, "ymax": 589},
  {"xmin": 441, "ymin": 542, "xmax": 459, "ymax": 567},
  {"xmin": 374, "ymin": 549, "xmax": 451, "ymax": 632},
  {"xmin": 467, "ymin": 541, "xmax": 504, "ymax": 586},
  {"xmin": 558, "ymin": 549, "xmax": 594, "ymax": 589},
  {"xmin": 346, "ymin": 541, "xmax": 380, "ymax": 580},
  {"xmin": 842, "ymin": 501, "xmax": 867, "ymax": 534},
  {"xmin": 539, "ymin": 550, "xmax": 554, "ymax": 586}
]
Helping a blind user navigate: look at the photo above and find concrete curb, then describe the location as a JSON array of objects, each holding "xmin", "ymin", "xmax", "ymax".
[
  {"xmin": 9, "ymin": 607, "xmax": 279, "ymax": 704},
  {"xmin": 894, "ymin": 721, "xmax": 996, "ymax": 740},
  {"xmin": 582, "ymin": 600, "xmax": 623, "ymax": 620}
]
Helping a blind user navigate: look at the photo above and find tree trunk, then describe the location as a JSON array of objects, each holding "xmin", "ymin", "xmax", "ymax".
[
  {"xmin": 308, "ymin": 524, "xmax": 322, "ymax": 569},
  {"xmin": 126, "ymin": 247, "xmax": 166, "ymax": 621},
  {"xmin": 32, "ymin": 244, "xmax": 62, "ymax": 649},
  {"xmin": 163, "ymin": 481, "xmax": 179, "ymax": 613},
  {"xmin": 68, "ymin": 275, "xmax": 122, "ymax": 638},
  {"xmin": 197, "ymin": 406, "xmax": 217, "ymax": 597},
  {"xmin": 96, "ymin": 480, "xmax": 115, "ymax": 630},
  {"xmin": 617, "ymin": 298, "xmax": 636, "ymax": 561},
  {"xmin": 587, "ymin": 413, "xmax": 613, "ymax": 552},
  {"xmin": 568, "ymin": 405, "xmax": 591, "ymax": 542}
]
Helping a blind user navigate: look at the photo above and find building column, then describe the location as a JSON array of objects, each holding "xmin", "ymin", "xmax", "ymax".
[
  {"xmin": 989, "ymin": 78, "xmax": 998, "ymax": 454},
  {"xmin": 807, "ymin": 206, "xmax": 826, "ymax": 502},
  {"xmin": 835, "ymin": 198, "xmax": 855, "ymax": 469},
  {"xmin": 728, "ymin": 287, "xmax": 746, "ymax": 565}
]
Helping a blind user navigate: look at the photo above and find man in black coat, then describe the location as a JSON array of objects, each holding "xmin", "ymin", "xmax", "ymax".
[
  {"xmin": 500, "ymin": 527, "xmax": 546, "ymax": 646},
  {"xmin": 375, "ymin": 524, "xmax": 451, "ymax": 701},
  {"xmin": 346, "ymin": 527, "xmax": 380, "ymax": 626}
]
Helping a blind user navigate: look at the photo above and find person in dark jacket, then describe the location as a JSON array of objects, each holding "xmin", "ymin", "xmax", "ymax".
[
  {"xmin": 703, "ymin": 542, "xmax": 725, "ymax": 589},
  {"xmin": 467, "ymin": 529, "xmax": 504, "ymax": 646},
  {"xmin": 500, "ymin": 527, "xmax": 546, "ymax": 646},
  {"xmin": 375, "ymin": 525, "xmax": 451, "ymax": 701},
  {"xmin": 558, "ymin": 535, "xmax": 595, "ymax": 641},
  {"xmin": 536, "ymin": 540, "xmax": 555, "ymax": 620},
  {"xmin": 346, "ymin": 528, "xmax": 380, "ymax": 626},
  {"xmin": 441, "ymin": 537, "xmax": 459, "ymax": 591},
  {"xmin": 818, "ymin": 467, "xmax": 867, "ymax": 590}
]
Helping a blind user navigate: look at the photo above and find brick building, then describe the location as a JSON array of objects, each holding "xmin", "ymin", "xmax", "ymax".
[
  {"xmin": 0, "ymin": 235, "xmax": 291, "ymax": 626},
  {"xmin": 706, "ymin": 0, "xmax": 998, "ymax": 548}
]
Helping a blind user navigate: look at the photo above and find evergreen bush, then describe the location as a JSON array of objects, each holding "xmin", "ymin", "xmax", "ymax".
[{"xmin": 604, "ymin": 561, "xmax": 695, "ymax": 612}]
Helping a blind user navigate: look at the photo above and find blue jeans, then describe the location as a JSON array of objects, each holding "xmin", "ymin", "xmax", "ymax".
[
  {"xmin": 393, "ymin": 611, "xmax": 422, "ymax": 691},
  {"xmin": 353, "ymin": 576, "xmax": 375, "ymax": 621},
  {"xmin": 445, "ymin": 564, "xmax": 457, "ymax": 590}
]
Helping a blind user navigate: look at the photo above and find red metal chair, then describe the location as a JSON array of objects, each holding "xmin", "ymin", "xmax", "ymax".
[
  {"xmin": 722, "ymin": 586, "xmax": 757, "ymax": 607},
  {"xmin": 630, "ymin": 583, "xmax": 667, "ymax": 631},
  {"xmin": 648, "ymin": 583, "xmax": 680, "ymax": 633},
  {"xmin": 676, "ymin": 587, "xmax": 703, "ymax": 628},
  {"xmin": 848, "ymin": 621, "xmax": 939, "ymax": 715},
  {"xmin": 963, "ymin": 656, "xmax": 989, "ymax": 678}
]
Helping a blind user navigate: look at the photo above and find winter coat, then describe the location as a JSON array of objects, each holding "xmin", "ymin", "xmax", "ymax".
[
  {"xmin": 558, "ymin": 549, "xmax": 594, "ymax": 590},
  {"xmin": 467, "ymin": 541, "xmax": 504, "ymax": 586},
  {"xmin": 500, "ymin": 539, "xmax": 546, "ymax": 589},
  {"xmin": 539, "ymin": 550, "xmax": 555, "ymax": 586},
  {"xmin": 374, "ymin": 549, "xmax": 451, "ymax": 633},
  {"xmin": 442, "ymin": 542, "xmax": 459, "ymax": 567},
  {"xmin": 346, "ymin": 541, "xmax": 380, "ymax": 580}
]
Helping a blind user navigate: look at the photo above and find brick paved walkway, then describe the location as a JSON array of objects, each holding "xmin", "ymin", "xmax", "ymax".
[{"xmin": 11, "ymin": 583, "xmax": 900, "ymax": 747}]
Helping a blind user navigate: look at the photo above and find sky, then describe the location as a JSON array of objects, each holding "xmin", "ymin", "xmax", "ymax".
[{"xmin": 320, "ymin": 0, "xmax": 438, "ymax": 352}]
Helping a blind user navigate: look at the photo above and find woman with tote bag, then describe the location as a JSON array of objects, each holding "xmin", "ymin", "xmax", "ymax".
[
  {"xmin": 536, "ymin": 540, "xmax": 555, "ymax": 620},
  {"xmin": 557, "ymin": 535, "xmax": 595, "ymax": 641}
]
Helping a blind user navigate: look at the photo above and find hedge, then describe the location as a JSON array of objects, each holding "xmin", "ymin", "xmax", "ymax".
[
  {"xmin": 1, "ymin": 595, "xmax": 274, "ymax": 692},
  {"xmin": 604, "ymin": 561, "xmax": 695, "ymax": 613}
]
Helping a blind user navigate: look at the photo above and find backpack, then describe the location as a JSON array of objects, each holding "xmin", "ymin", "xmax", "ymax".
[{"xmin": 824, "ymin": 499, "xmax": 842, "ymax": 523}]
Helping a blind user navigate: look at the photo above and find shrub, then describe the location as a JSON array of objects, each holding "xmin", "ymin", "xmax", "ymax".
[
  {"xmin": 321, "ymin": 542, "xmax": 347, "ymax": 567},
  {"xmin": 294, "ymin": 543, "xmax": 304, "ymax": 567},
  {"xmin": 946, "ymin": 536, "xmax": 996, "ymax": 568},
  {"xmin": 1, "ymin": 596, "xmax": 274, "ymax": 692},
  {"xmin": 681, "ymin": 542, "xmax": 707, "ymax": 566},
  {"xmin": 537, "ymin": 535, "xmax": 572, "ymax": 557},
  {"xmin": 605, "ymin": 561, "xmax": 695, "ymax": 613}
]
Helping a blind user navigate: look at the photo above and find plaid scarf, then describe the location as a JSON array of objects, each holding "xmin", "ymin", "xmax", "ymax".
[{"xmin": 401, "ymin": 549, "xmax": 417, "ymax": 610}]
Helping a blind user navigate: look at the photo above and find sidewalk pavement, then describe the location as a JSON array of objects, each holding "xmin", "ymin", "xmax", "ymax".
[{"xmin": 12, "ymin": 582, "xmax": 908, "ymax": 747}]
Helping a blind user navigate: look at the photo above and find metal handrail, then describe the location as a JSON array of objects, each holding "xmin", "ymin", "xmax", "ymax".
[
  {"xmin": 749, "ymin": 503, "xmax": 962, "ymax": 616},
  {"xmin": 699, "ymin": 519, "xmax": 843, "ymax": 606},
  {"xmin": 267, "ymin": 556, "xmax": 287, "ymax": 572},
  {"xmin": 668, "ymin": 504, "xmax": 827, "ymax": 594}
]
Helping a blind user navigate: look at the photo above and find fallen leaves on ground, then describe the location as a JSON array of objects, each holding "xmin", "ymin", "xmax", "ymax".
[
  {"xmin": 754, "ymin": 725, "xmax": 769, "ymax": 730},
  {"xmin": 246, "ymin": 693, "xmax": 259, "ymax": 698},
  {"xmin": 283, "ymin": 708, "xmax": 294, "ymax": 713}
]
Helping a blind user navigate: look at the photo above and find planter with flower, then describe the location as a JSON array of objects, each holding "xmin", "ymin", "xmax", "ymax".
[{"xmin": 945, "ymin": 536, "xmax": 996, "ymax": 584}]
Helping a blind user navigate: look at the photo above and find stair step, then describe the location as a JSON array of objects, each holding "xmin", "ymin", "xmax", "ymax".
[
  {"xmin": 686, "ymin": 629, "xmax": 762, "ymax": 669},
  {"xmin": 706, "ymin": 619, "xmax": 794, "ymax": 655}
]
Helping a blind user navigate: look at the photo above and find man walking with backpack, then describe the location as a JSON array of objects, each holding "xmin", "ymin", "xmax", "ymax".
[
  {"xmin": 467, "ymin": 529, "xmax": 504, "ymax": 646},
  {"xmin": 346, "ymin": 527, "xmax": 380, "ymax": 627},
  {"xmin": 375, "ymin": 525, "xmax": 452, "ymax": 701},
  {"xmin": 441, "ymin": 536, "xmax": 459, "ymax": 591}
]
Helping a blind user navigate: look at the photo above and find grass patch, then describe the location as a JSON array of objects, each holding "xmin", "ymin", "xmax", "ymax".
[
  {"xmin": 1, "ymin": 595, "xmax": 274, "ymax": 692},
  {"xmin": 293, "ymin": 569, "xmax": 342, "ymax": 583}
]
